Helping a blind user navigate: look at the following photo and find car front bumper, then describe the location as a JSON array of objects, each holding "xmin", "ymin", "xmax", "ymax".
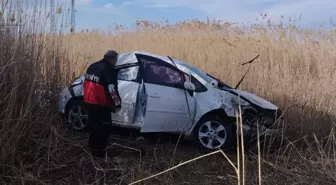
[{"xmin": 241, "ymin": 107, "xmax": 285, "ymax": 138}]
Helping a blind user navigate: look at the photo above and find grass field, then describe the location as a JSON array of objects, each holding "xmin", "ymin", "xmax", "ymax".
[{"xmin": 0, "ymin": 1, "xmax": 336, "ymax": 184}]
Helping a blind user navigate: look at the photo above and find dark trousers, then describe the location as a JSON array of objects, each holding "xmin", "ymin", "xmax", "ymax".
[{"xmin": 86, "ymin": 104, "xmax": 112, "ymax": 158}]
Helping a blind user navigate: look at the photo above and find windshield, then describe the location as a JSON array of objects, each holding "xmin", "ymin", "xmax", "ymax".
[
  {"xmin": 177, "ymin": 62, "xmax": 233, "ymax": 89},
  {"xmin": 178, "ymin": 63, "xmax": 214, "ymax": 83},
  {"xmin": 205, "ymin": 73, "xmax": 233, "ymax": 89}
]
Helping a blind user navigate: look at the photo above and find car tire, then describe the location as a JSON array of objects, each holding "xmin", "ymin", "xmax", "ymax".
[
  {"xmin": 65, "ymin": 98, "xmax": 90, "ymax": 132},
  {"xmin": 193, "ymin": 114, "xmax": 234, "ymax": 151}
]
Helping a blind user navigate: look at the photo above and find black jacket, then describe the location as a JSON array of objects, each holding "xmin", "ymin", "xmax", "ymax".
[{"xmin": 83, "ymin": 59, "xmax": 121, "ymax": 110}]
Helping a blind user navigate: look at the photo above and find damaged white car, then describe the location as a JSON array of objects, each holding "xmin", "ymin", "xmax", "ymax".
[{"xmin": 57, "ymin": 51, "xmax": 284, "ymax": 150}]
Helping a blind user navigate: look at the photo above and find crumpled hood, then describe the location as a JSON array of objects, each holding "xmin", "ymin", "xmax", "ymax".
[{"xmin": 225, "ymin": 89, "xmax": 278, "ymax": 110}]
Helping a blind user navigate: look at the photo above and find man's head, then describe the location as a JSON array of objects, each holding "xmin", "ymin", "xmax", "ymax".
[{"xmin": 103, "ymin": 50, "xmax": 118, "ymax": 66}]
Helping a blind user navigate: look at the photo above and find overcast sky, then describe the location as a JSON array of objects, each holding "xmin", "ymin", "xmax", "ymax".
[
  {"xmin": 71, "ymin": 0, "xmax": 336, "ymax": 31},
  {"xmin": 3, "ymin": 0, "xmax": 336, "ymax": 31}
]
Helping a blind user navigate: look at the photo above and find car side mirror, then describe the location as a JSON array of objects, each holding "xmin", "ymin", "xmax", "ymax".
[
  {"xmin": 184, "ymin": 81, "xmax": 196, "ymax": 91},
  {"xmin": 210, "ymin": 80, "xmax": 218, "ymax": 87}
]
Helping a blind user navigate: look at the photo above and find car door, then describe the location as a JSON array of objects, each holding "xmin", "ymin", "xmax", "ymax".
[
  {"xmin": 137, "ymin": 55, "xmax": 191, "ymax": 133},
  {"xmin": 111, "ymin": 64, "xmax": 141, "ymax": 125}
]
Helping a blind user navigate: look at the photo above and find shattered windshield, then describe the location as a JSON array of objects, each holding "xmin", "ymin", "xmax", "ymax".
[
  {"xmin": 178, "ymin": 63, "xmax": 214, "ymax": 83},
  {"xmin": 205, "ymin": 73, "xmax": 233, "ymax": 89},
  {"xmin": 178, "ymin": 62, "xmax": 233, "ymax": 89}
]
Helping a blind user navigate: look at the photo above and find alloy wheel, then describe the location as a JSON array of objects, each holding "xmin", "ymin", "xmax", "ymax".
[
  {"xmin": 68, "ymin": 105, "xmax": 89, "ymax": 130},
  {"xmin": 198, "ymin": 121, "xmax": 227, "ymax": 149}
]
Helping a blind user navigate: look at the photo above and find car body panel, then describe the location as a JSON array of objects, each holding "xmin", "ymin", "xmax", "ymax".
[
  {"xmin": 131, "ymin": 80, "xmax": 147, "ymax": 127},
  {"xmin": 182, "ymin": 88, "xmax": 248, "ymax": 136},
  {"xmin": 110, "ymin": 80, "xmax": 140, "ymax": 124},
  {"xmin": 58, "ymin": 87, "xmax": 72, "ymax": 114},
  {"xmin": 115, "ymin": 52, "xmax": 138, "ymax": 66},
  {"xmin": 140, "ymin": 83, "xmax": 191, "ymax": 133},
  {"xmin": 224, "ymin": 89, "xmax": 278, "ymax": 110},
  {"xmin": 72, "ymin": 82, "xmax": 84, "ymax": 96}
]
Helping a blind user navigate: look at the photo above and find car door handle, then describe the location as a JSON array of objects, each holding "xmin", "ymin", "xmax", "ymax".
[{"xmin": 148, "ymin": 95, "xmax": 160, "ymax": 98}]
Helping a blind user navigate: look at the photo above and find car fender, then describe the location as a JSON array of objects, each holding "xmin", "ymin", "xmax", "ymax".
[
  {"xmin": 71, "ymin": 83, "xmax": 84, "ymax": 97},
  {"xmin": 68, "ymin": 75, "xmax": 84, "ymax": 97},
  {"xmin": 184, "ymin": 90, "xmax": 241, "ymax": 136}
]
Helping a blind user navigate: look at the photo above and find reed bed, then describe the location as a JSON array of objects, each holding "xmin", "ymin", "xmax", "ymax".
[{"xmin": 0, "ymin": 0, "xmax": 335, "ymax": 184}]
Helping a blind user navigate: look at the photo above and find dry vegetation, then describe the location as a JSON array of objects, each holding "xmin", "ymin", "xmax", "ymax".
[{"xmin": 1, "ymin": 1, "xmax": 336, "ymax": 185}]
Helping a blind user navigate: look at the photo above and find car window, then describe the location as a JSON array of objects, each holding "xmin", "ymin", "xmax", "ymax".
[
  {"xmin": 143, "ymin": 63, "xmax": 184, "ymax": 88},
  {"xmin": 117, "ymin": 66, "xmax": 139, "ymax": 81},
  {"xmin": 183, "ymin": 72, "xmax": 207, "ymax": 92}
]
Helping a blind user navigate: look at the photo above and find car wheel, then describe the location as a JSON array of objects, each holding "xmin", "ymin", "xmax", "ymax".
[
  {"xmin": 193, "ymin": 115, "xmax": 234, "ymax": 150},
  {"xmin": 65, "ymin": 99, "xmax": 89, "ymax": 131}
]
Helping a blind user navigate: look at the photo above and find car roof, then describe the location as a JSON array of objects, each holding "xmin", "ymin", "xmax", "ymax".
[
  {"xmin": 116, "ymin": 51, "xmax": 178, "ymax": 67},
  {"xmin": 114, "ymin": 51, "xmax": 212, "ymax": 85}
]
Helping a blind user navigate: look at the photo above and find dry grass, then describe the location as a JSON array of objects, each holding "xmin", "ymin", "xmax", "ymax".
[
  {"xmin": 68, "ymin": 20, "xmax": 336, "ymax": 139},
  {"xmin": 1, "ymin": 1, "xmax": 336, "ymax": 184}
]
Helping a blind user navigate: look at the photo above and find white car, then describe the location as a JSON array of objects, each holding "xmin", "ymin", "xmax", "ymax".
[{"xmin": 57, "ymin": 51, "xmax": 284, "ymax": 150}]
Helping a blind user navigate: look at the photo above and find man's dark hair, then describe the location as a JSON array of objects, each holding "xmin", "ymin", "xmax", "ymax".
[{"xmin": 103, "ymin": 50, "xmax": 118, "ymax": 60}]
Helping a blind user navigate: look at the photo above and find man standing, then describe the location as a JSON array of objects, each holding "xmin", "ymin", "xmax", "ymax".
[{"xmin": 83, "ymin": 50, "xmax": 121, "ymax": 158}]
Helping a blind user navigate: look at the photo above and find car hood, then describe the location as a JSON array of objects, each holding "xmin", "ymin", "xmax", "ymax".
[{"xmin": 224, "ymin": 88, "xmax": 278, "ymax": 110}]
